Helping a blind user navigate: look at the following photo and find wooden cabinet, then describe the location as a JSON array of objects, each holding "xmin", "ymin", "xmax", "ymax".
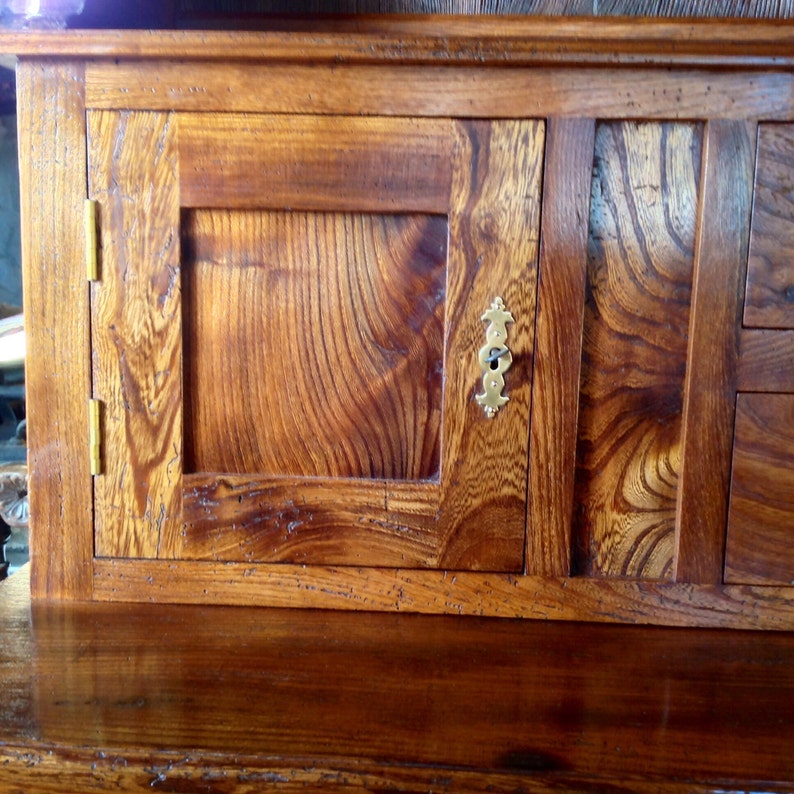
[{"xmin": 7, "ymin": 19, "xmax": 794, "ymax": 628}]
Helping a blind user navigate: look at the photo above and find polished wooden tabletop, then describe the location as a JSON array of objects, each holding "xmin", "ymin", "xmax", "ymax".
[{"xmin": 1, "ymin": 565, "xmax": 793, "ymax": 792}]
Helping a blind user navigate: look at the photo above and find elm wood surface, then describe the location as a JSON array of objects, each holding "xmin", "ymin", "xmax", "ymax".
[
  {"xmin": 9, "ymin": 21, "xmax": 794, "ymax": 65},
  {"xmin": 182, "ymin": 210, "xmax": 446, "ymax": 480},
  {"xmin": 90, "ymin": 107, "xmax": 542, "ymax": 571},
  {"xmin": 573, "ymin": 121, "xmax": 700, "ymax": 581},
  {"xmin": 527, "ymin": 117, "xmax": 594, "ymax": 577},
  {"xmin": 17, "ymin": 61, "xmax": 94, "ymax": 600},
  {"xmin": 92, "ymin": 557, "xmax": 794, "ymax": 630},
  {"xmin": 88, "ymin": 110, "xmax": 183, "ymax": 561},
  {"xmin": 746, "ymin": 123, "xmax": 794, "ymax": 329},
  {"xmin": 2, "ymin": 566, "xmax": 794, "ymax": 793},
  {"xmin": 7, "ymin": 23, "xmax": 794, "ymax": 624},
  {"xmin": 84, "ymin": 62, "xmax": 794, "ymax": 120},
  {"xmin": 725, "ymin": 393, "xmax": 794, "ymax": 586},
  {"xmin": 674, "ymin": 121, "xmax": 756, "ymax": 585},
  {"xmin": 737, "ymin": 329, "xmax": 794, "ymax": 391}
]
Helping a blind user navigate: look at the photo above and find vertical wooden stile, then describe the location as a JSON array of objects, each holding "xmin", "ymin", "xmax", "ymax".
[
  {"xmin": 527, "ymin": 117, "xmax": 595, "ymax": 577},
  {"xmin": 17, "ymin": 61, "xmax": 93, "ymax": 599},
  {"xmin": 674, "ymin": 120, "xmax": 756, "ymax": 584},
  {"xmin": 88, "ymin": 111, "xmax": 183, "ymax": 560}
]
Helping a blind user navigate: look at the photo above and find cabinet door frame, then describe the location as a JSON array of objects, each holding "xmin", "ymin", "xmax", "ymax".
[{"xmin": 88, "ymin": 110, "xmax": 544, "ymax": 573}]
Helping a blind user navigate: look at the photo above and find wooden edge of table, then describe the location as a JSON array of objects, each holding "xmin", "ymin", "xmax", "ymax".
[
  {"xmin": 1, "ymin": 19, "xmax": 794, "ymax": 66},
  {"xmin": 2, "ymin": 739, "xmax": 791, "ymax": 794}
]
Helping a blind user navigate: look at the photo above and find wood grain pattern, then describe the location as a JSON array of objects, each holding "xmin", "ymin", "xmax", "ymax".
[
  {"xmin": 88, "ymin": 110, "xmax": 182, "ymax": 559},
  {"xmin": 738, "ymin": 328, "xmax": 794, "ymax": 391},
  {"xmin": 174, "ymin": 118, "xmax": 542, "ymax": 572},
  {"xmin": 85, "ymin": 62, "xmax": 794, "ymax": 120},
  {"xmin": 725, "ymin": 393, "xmax": 794, "ymax": 585},
  {"xmin": 8, "ymin": 22, "xmax": 794, "ymax": 65},
  {"xmin": 182, "ymin": 210, "xmax": 445, "ymax": 480},
  {"xmin": 92, "ymin": 557, "xmax": 794, "ymax": 630},
  {"xmin": 674, "ymin": 121, "xmax": 756, "ymax": 585},
  {"xmin": 180, "ymin": 475, "xmax": 441, "ymax": 566},
  {"xmin": 1, "ymin": 564, "xmax": 791, "ymax": 791},
  {"xmin": 574, "ymin": 122, "xmax": 701, "ymax": 580},
  {"xmin": 16, "ymin": 62, "xmax": 93, "ymax": 599},
  {"xmin": 527, "ymin": 117, "xmax": 594, "ymax": 577},
  {"xmin": 437, "ymin": 119, "xmax": 542, "ymax": 570},
  {"xmin": 745, "ymin": 123, "xmax": 794, "ymax": 329},
  {"xmin": 179, "ymin": 114, "xmax": 452, "ymax": 212}
]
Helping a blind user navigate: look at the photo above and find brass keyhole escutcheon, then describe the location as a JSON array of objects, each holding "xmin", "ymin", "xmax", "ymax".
[{"xmin": 476, "ymin": 297, "xmax": 514, "ymax": 418}]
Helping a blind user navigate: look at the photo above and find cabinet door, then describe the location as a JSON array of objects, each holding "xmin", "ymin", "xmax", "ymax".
[{"xmin": 88, "ymin": 111, "xmax": 543, "ymax": 572}]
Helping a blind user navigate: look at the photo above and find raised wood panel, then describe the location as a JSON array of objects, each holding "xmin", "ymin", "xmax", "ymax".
[
  {"xmin": 85, "ymin": 63, "xmax": 794, "ymax": 120},
  {"xmin": 725, "ymin": 393, "xmax": 794, "ymax": 586},
  {"xmin": 674, "ymin": 121, "xmax": 756, "ymax": 584},
  {"xmin": 527, "ymin": 117, "xmax": 595, "ymax": 577},
  {"xmin": 178, "ymin": 114, "xmax": 453, "ymax": 213},
  {"xmin": 17, "ymin": 62, "xmax": 93, "ymax": 599},
  {"xmin": 745, "ymin": 123, "xmax": 794, "ymax": 329},
  {"xmin": 573, "ymin": 122, "xmax": 701, "ymax": 580},
  {"xmin": 182, "ymin": 210, "xmax": 445, "ymax": 480},
  {"xmin": 88, "ymin": 110, "xmax": 183, "ymax": 559}
]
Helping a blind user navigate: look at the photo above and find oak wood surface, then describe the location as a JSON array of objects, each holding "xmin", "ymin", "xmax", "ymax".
[
  {"xmin": 2, "ymin": 565, "xmax": 793, "ymax": 792},
  {"xmin": 725, "ymin": 393, "xmax": 794, "ymax": 586},
  {"xmin": 527, "ymin": 117, "xmax": 594, "ymax": 577},
  {"xmin": 17, "ymin": 62, "xmax": 93, "ymax": 600},
  {"xmin": 85, "ymin": 62, "xmax": 794, "ymax": 121},
  {"xmin": 89, "ymin": 110, "xmax": 183, "ymax": 560},
  {"xmin": 574, "ymin": 122, "xmax": 700, "ymax": 580},
  {"xmin": 745, "ymin": 123, "xmax": 794, "ymax": 329},
  {"xmin": 674, "ymin": 121, "xmax": 756, "ymax": 585}
]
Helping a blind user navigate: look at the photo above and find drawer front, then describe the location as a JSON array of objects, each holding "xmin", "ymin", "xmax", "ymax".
[
  {"xmin": 725, "ymin": 393, "xmax": 794, "ymax": 586},
  {"xmin": 745, "ymin": 124, "xmax": 794, "ymax": 329}
]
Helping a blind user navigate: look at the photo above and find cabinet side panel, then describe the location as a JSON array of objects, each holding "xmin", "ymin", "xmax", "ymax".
[
  {"xmin": 675, "ymin": 120, "xmax": 755, "ymax": 584},
  {"xmin": 574, "ymin": 122, "xmax": 702, "ymax": 580},
  {"xmin": 18, "ymin": 61, "xmax": 93, "ymax": 599},
  {"xmin": 528, "ymin": 117, "xmax": 595, "ymax": 577},
  {"xmin": 88, "ymin": 111, "xmax": 183, "ymax": 559}
]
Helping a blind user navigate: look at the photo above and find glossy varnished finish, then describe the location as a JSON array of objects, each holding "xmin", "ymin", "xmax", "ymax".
[
  {"xmin": 5, "ymin": 22, "xmax": 794, "ymax": 626},
  {"xmin": 574, "ymin": 121, "xmax": 700, "ymax": 580},
  {"xmin": 746, "ymin": 123, "xmax": 794, "ymax": 329},
  {"xmin": 17, "ymin": 61, "xmax": 94, "ymax": 599},
  {"xmin": 1, "ymin": 567, "xmax": 793, "ymax": 792},
  {"xmin": 725, "ymin": 394, "xmax": 794, "ymax": 586}
]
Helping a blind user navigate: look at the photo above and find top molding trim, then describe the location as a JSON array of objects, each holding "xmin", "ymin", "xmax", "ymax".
[{"xmin": 2, "ymin": 17, "xmax": 794, "ymax": 68}]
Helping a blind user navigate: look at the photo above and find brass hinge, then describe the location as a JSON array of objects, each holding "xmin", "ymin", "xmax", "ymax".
[
  {"xmin": 89, "ymin": 399, "xmax": 102, "ymax": 476},
  {"xmin": 85, "ymin": 199, "xmax": 99, "ymax": 281}
]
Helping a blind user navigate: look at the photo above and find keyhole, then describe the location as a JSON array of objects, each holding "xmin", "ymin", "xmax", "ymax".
[{"xmin": 488, "ymin": 348, "xmax": 503, "ymax": 370}]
